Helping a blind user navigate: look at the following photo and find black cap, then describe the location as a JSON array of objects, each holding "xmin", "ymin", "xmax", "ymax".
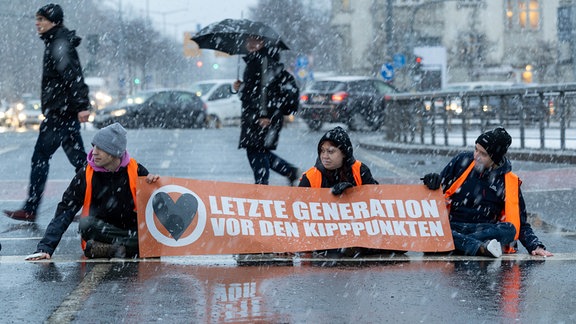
[
  {"xmin": 475, "ymin": 127, "xmax": 512, "ymax": 165},
  {"xmin": 37, "ymin": 3, "xmax": 64, "ymax": 25}
]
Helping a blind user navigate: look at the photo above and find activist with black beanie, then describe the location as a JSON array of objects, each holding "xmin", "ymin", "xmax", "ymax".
[{"xmin": 422, "ymin": 127, "xmax": 553, "ymax": 258}]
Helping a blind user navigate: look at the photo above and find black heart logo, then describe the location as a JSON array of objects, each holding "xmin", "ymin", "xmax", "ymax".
[{"xmin": 152, "ymin": 192, "xmax": 198, "ymax": 241}]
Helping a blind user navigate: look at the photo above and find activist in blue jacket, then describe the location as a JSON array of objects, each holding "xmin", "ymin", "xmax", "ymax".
[
  {"xmin": 25, "ymin": 123, "xmax": 160, "ymax": 261},
  {"xmin": 422, "ymin": 127, "xmax": 552, "ymax": 258}
]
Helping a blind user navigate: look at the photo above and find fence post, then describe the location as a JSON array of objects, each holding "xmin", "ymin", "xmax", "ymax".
[{"xmin": 560, "ymin": 92, "xmax": 566, "ymax": 150}]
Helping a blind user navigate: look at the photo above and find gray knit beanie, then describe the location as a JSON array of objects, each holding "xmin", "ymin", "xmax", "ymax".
[{"xmin": 92, "ymin": 123, "xmax": 127, "ymax": 157}]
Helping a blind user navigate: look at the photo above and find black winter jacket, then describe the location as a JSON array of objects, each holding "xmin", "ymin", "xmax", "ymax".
[
  {"xmin": 440, "ymin": 152, "xmax": 545, "ymax": 253},
  {"xmin": 36, "ymin": 163, "xmax": 149, "ymax": 256},
  {"xmin": 238, "ymin": 48, "xmax": 288, "ymax": 150},
  {"xmin": 39, "ymin": 25, "xmax": 91, "ymax": 119},
  {"xmin": 299, "ymin": 126, "xmax": 378, "ymax": 188}
]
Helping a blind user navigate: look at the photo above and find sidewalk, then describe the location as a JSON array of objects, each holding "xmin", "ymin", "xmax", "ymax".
[{"xmin": 360, "ymin": 125, "xmax": 576, "ymax": 164}]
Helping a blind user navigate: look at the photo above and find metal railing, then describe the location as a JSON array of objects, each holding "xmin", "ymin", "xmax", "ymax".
[{"xmin": 384, "ymin": 83, "xmax": 576, "ymax": 151}]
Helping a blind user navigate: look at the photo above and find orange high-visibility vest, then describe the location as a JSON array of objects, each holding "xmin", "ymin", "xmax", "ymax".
[
  {"xmin": 304, "ymin": 160, "xmax": 363, "ymax": 188},
  {"xmin": 444, "ymin": 160, "xmax": 521, "ymax": 253},
  {"xmin": 80, "ymin": 158, "xmax": 139, "ymax": 250}
]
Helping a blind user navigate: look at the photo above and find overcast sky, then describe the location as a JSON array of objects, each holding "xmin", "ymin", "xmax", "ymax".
[{"xmin": 117, "ymin": 0, "xmax": 258, "ymax": 41}]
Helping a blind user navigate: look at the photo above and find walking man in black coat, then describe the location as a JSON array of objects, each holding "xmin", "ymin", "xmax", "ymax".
[{"xmin": 4, "ymin": 3, "xmax": 92, "ymax": 222}]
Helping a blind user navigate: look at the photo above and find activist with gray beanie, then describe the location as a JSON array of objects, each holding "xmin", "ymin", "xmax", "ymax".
[{"xmin": 25, "ymin": 123, "xmax": 160, "ymax": 260}]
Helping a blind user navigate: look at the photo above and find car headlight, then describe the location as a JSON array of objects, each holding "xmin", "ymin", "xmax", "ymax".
[
  {"xmin": 18, "ymin": 112, "xmax": 26, "ymax": 121},
  {"xmin": 112, "ymin": 109, "xmax": 127, "ymax": 117}
]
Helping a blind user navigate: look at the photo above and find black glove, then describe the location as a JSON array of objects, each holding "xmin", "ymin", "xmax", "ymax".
[
  {"xmin": 331, "ymin": 182, "xmax": 354, "ymax": 195},
  {"xmin": 422, "ymin": 173, "xmax": 442, "ymax": 190}
]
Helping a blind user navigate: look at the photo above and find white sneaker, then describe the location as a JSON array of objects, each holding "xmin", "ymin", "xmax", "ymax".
[{"xmin": 484, "ymin": 239, "xmax": 502, "ymax": 258}]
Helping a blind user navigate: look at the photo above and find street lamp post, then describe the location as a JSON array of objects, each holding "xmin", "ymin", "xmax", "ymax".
[{"xmin": 148, "ymin": 8, "xmax": 187, "ymax": 36}]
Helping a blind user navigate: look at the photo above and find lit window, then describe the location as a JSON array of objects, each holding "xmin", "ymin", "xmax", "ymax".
[{"xmin": 506, "ymin": 0, "xmax": 540, "ymax": 31}]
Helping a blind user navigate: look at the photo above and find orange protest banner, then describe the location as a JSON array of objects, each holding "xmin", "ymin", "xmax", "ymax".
[{"xmin": 137, "ymin": 177, "xmax": 454, "ymax": 258}]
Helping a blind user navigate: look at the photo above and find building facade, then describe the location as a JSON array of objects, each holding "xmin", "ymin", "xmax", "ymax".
[{"xmin": 330, "ymin": 0, "xmax": 572, "ymax": 90}]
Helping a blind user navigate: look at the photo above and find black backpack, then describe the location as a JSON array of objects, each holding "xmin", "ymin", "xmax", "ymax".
[{"xmin": 274, "ymin": 70, "xmax": 300, "ymax": 116}]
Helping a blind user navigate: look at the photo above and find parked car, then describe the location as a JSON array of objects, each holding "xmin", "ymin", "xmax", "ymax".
[
  {"xmin": 190, "ymin": 79, "xmax": 241, "ymax": 128},
  {"xmin": 3, "ymin": 99, "xmax": 44, "ymax": 128},
  {"xmin": 93, "ymin": 89, "xmax": 207, "ymax": 129},
  {"xmin": 298, "ymin": 76, "xmax": 398, "ymax": 131},
  {"xmin": 0, "ymin": 99, "xmax": 9, "ymax": 126}
]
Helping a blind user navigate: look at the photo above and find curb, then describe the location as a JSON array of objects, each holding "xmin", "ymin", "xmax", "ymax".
[{"xmin": 359, "ymin": 140, "xmax": 576, "ymax": 164}]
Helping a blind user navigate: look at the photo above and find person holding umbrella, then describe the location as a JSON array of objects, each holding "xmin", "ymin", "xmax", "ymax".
[
  {"xmin": 192, "ymin": 19, "xmax": 300, "ymax": 186},
  {"xmin": 232, "ymin": 35, "xmax": 300, "ymax": 186}
]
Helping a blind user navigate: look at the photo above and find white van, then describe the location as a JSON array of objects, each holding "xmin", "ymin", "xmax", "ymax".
[
  {"xmin": 443, "ymin": 81, "xmax": 513, "ymax": 115},
  {"xmin": 444, "ymin": 81, "xmax": 513, "ymax": 92}
]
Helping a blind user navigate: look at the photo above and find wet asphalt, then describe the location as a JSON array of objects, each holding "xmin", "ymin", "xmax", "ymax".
[{"xmin": 0, "ymin": 123, "xmax": 575, "ymax": 323}]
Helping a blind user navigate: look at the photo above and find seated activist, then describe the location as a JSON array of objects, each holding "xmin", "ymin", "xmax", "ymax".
[
  {"xmin": 422, "ymin": 127, "xmax": 553, "ymax": 258},
  {"xmin": 298, "ymin": 126, "xmax": 398, "ymax": 257},
  {"xmin": 25, "ymin": 123, "xmax": 160, "ymax": 260}
]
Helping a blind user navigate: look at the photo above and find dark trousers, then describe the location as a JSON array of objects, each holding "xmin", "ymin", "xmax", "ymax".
[
  {"xmin": 79, "ymin": 216, "xmax": 139, "ymax": 257},
  {"xmin": 246, "ymin": 147, "xmax": 296, "ymax": 185},
  {"xmin": 451, "ymin": 222, "xmax": 517, "ymax": 256},
  {"xmin": 23, "ymin": 117, "xmax": 86, "ymax": 213}
]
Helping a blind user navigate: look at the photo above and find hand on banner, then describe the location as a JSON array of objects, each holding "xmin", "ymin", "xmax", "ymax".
[
  {"xmin": 25, "ymin": 252, "xmax": 51, "ymax": 261},
  {"xmin": 145, "ymin": 174, "xmax": 160, "ymax": 184},
  {"xmin": 331, "ymin": 182, "xmax": 353, "ymax": 195},
  {"xmin": 422, "ymin": 173, "xmax": 442, "ymax": 190}
]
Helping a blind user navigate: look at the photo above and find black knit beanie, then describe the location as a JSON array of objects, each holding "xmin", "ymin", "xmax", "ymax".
[
  {"xmin": 318, "ymin": 126, "xmax": 355, "ymax": 166},
  {"xmin": 475, "ymin": 127, "xmax": 512, "ymax": 165},
  {"xmin": 37, "ymin": 3, "xmax": 64, "ymax": 25}
]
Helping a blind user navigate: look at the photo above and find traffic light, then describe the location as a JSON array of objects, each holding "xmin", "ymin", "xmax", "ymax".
[
  {"xmin": 133, "ymin": 78, "xmax": 141, "ymax": 85},
  {"xmin": 196, "ymin": 61, "xmax": 203, "ymax": 68},
  {"xmin": 414, "ymin": 56, "xmax": 423, "ymax": 73},
  {"xmin": 212, "ymin": 63, "xmax": 219, "ymax": 70}
]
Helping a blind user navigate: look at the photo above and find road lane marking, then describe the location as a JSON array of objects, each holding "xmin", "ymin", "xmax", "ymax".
[
  {"xmin": 46, "ymin": 263, "xmax": 112, "ymax": 324},
  {"xmin": 0, "ymin": 237, "xmax": 44, "ymax": 241},
  {"xmin": 2, "ymin": 253, "xmax": 576, "ymax": 264},
  {"xmin": 524, "ymin": 188, "xmax": 574, "ymax": 193},
  {"xmin": 356, "ymin": 147, "xmax": 420, "ymax": 178},
  {"xmin": 0, "ymin": 146, "xmax": 19, "ymax": 155}
]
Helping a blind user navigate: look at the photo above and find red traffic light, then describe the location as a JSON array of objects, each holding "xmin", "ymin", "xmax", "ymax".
[{"xmin": 415, "ymin": 56, "xmax": 423, "ymax": 64}]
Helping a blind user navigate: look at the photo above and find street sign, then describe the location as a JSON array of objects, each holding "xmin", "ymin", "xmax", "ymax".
[
  {"xmin": 296, "ymin": 55, "xmax": 309, "ymax": 68},
  {"xmin": 393, "ymin": 54, "xmax": 406, "ymax": 69},
  {"xmin": 381, "ymin": 63, "xmax": 394, "ymax": 81}
]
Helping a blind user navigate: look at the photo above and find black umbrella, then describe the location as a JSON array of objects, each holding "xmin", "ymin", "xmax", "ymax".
[{"xmin": 191, "ymin": 18, "xmax": 289, "ymax": 56}]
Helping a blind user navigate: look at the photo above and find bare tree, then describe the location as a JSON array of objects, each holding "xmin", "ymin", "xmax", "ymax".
[
  {"xmin": 451, "ymin": 29, "xmax": 492, "ymax": 81},
  {"xmin": 248, "ymin": 0, "xmax": 336, "ymax": 72}
]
